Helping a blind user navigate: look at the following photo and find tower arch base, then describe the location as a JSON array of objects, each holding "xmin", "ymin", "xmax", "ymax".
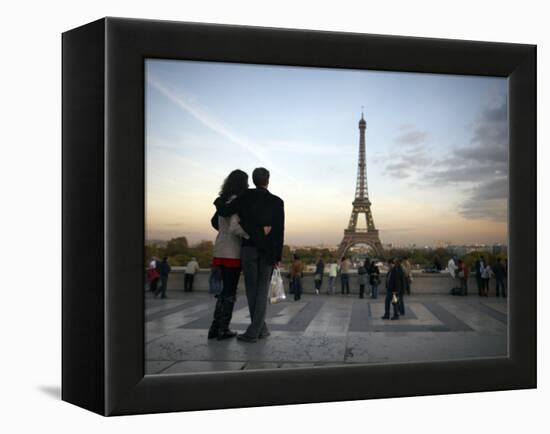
[{"xmin": 337, "ymin": 229, "xmax": 384, "ymax": 260}]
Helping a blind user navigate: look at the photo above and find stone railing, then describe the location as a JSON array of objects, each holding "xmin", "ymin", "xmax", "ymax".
[{"xmin": 162, "ymin": 269, "xmax": 480, "ymax": 295}]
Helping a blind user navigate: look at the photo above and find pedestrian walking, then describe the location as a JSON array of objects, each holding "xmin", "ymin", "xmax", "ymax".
[
  {"xmin": 184, "ymin": 257, "xmax": 200, "ymax": 292},
  {"xmin": 481, "ymin": 263, "xmax": 492, "ymax": 296},
  {"xmin": 368, "ymin": 260, "xmax": 381, "ymax": 299},
  {"xmin": 290, "ymin": 254, "xmax": 304, "ymax": 301},
  {"xmin": 448, "ymin": 255, "xmax": 462, "ymax": 294},
  {"xmin": 457, "ymin": 259, "xmax": 468, "ymax": 296},
  {"xmin": 492, "ymin": 257, "xmax": 506, "ymax": 297},
  {"xmin": 358, "ymin": 260, "xmax": 368, "ymax": 299},
  {"xmin": 475, "ymin": 256, "xmax": 488, "ymax": 296},
  {"xmin": 314, "ymin": 257, "xmax": 324, "ymax": 295},
  {"xmin": 402, "ymin": 256, "xmax": 412, "ymax": 295},
  {"xmin": 147, "ymin": 257, "xmax": 160, "ymax": 294},
  {"xmin": 327, "ymin": 260, "xmax": 338, "ymax": 295},
  {"xmin": 382, "ymin": 258, "xmax": 404, "ymax": 320},
  {"xmin": 433, "ymin": 256, "xmax": 442, "ymax": 271},
  {"xmin": 157, "ymin": 257, "xmax": 171, "ymax": 298},
  {"xmin": 394, "ymin": 258, "xmax": 407, "ymax": 316},
  {"xmin": 340, "ymin": 256, "xmax": 352, "ymax": 295}
]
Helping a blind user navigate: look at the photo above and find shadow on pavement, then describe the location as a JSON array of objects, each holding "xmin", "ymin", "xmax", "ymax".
[{"xmin": 37, "ymin": 385, "xmax": 61, "ymax": 400}]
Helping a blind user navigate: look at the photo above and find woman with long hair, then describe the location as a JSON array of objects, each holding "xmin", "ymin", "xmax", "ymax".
[{"xmin": 208, "ymin": 169, "xmax": 250, "ymax": 340}]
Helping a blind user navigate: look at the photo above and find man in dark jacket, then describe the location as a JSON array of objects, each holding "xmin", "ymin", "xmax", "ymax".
[
  {"xmin": 215, "ymin": 167, "xmax": 285, "ymax": 342},
  {"xmin": 382, "ymin": 259, "xmax": 397, "ymax": 320},
  {"xmin": 394, "ymin": 258, "xmax": 407, "ymax": 316},
  {"xmin": 368, "ymin": 260, "xmax": 381, "ymax": 299},
  {"xmin": 492, "ymin": 257, "xmax": 507, "ymax": 297},
  {"xmin": 157, "ymin": 257, "xmax": 171, "ymax": 299},
  {"xmin": 382, "ymin": 258, "xmax": 406, "ymax": 320}
]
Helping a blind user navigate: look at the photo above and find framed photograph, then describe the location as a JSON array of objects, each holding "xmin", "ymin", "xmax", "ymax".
[{"xmin": 62, "ymin": 17, "xmax": 536, "ymax": 416}]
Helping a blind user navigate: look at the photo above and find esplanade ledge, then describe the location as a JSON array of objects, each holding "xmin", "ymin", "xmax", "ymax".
[{"xmin": 159, "ymin": 268, "xmax": 473, "ymax": 295}]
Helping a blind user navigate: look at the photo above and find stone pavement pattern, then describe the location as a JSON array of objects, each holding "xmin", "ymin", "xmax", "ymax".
[{"xmin": 145, "ymin": 292, "xmax": 507, "ymax": 375}]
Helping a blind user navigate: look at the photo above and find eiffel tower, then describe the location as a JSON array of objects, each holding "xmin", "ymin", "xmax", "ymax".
[{"xmin": 337, "ymin": 112, "xmax": 383, "ymax": 259}]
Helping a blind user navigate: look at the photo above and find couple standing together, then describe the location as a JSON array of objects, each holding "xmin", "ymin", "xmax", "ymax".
[{"xmin": 208, "ymin": 167, "xmax": 285, "ymax": 343}]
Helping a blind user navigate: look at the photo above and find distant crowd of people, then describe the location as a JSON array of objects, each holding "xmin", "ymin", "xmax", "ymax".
[
  {"xmin": 287, "ymin": 254, "xmax": 383, "ymax": 301},
  {"xmin": 286, "ymin": 255, "xmax": 412, "ymax": 320},
  {"xmin": 290, "ymin": 256, "xmax": 387, "ymax": 299},
  {"xmin": 447, "ymin": 255, "xmax": 507, "ymax": 297},
  {"xmin": 148, "ymin": 253, "xmax": 507, "ymax": 304},
  {"xmin": 147, "ymin": 256, "xmax": 200, "ymax": 297}
]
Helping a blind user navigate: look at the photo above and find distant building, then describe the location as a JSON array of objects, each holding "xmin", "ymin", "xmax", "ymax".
[
  {"xmin": 145, "ymin": 239, "xmax": 169, "ymax": 248},
  {"xmin": 448, "ymin": 244, "xmax": 499, "ymax": 257},
  {"xmin": 448, "ymin": 245, "xmax": 467, "ymax": 257},
  {"xmin": 465, "ymin": 244, "xmax": 492, "ymax": 254},
  {"xmin": 492, "ymin": 244, "xmax": 508, "ymax": 256}
]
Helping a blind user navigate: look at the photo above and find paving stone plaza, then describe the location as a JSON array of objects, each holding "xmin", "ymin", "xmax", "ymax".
[{"xmin": 145, "ymin": 291, "xmax": 508, "ymax": 375}]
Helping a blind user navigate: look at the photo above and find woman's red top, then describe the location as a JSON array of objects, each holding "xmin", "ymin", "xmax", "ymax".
[{"xmin": 212, "ymin": 257, "xmax": 241, "ymax": 268}]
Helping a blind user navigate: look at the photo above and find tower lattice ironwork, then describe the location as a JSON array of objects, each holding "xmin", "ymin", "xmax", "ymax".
[{"xmin": 337, "ymin": 112, "xmax": 383, "ymax": 259}]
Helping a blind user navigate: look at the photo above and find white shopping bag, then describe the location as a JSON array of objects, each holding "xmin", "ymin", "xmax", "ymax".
[{"xmin": 269, "ymin": 268, "xmax": 286, "ymax": 304}]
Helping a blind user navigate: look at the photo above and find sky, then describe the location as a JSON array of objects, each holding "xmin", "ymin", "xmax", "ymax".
[{"xmin": 145, "ymin": 59, "xmax": 508, "ymax": 247}]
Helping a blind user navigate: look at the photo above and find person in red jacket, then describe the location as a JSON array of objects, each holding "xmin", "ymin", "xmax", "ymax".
[{"xmin": 457, "ymin": 259, "xmax": 469, "ymax": 296}]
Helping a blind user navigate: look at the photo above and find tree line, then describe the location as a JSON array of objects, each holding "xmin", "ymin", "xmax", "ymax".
[
  {"xmin": 146, "ymin": 236, "xmax": 506, "ymax": 270},
  {"xmin": 145, "ymin": 237, "xmax": 214, "ymax": 267}
]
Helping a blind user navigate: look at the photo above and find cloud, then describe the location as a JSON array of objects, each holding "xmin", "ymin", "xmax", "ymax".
[
  {"xmin": 454, "ymin": 101, "xmax": 508, "ymax": 164},
  {"xmin": 459, "ymin": 197, "xmax": 507, "ymax": 221},
  {"xmin": 397, "ymin": 128, "xmax": 429, "ymax": 146},
  {"xmin": 480, "ymin": 103, "xmax": 507, "ymax": 124},
  {"xmin": 458, "ymin": 145, "xmax": 508, "ymax": 163},
  {"xmin": 386, "ymin": 161, "xmax": 410, "ymax": 172},
  {"xmin": 384, "ymin": 125, "xmax": 432, "ymax": 178},
  {"xmin": 384, "ymin": 101, "xmax": 508, "ymax": 222},
  {"xmin": 424, "ymin": 100, "xmax": 508, "ymax": 221},
  {"xmin": 458, "ymin": 177, "xmax": 508, "ymax": 221},
  {"xmin": 469, "ymin": 177, "xmax": 508, "ymax": 201},
  {"xmin": 425, "ymin": 161, "xmax": 505, "ymax": 185},
  {"xmin": 386, "ymin": 161, "xmax": 411, "ymax": 178}
]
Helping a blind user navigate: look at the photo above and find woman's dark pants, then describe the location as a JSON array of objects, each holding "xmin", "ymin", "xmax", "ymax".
[{"xmin": 209, "ymin": 266, "xmax": 241, "ymax": 338}]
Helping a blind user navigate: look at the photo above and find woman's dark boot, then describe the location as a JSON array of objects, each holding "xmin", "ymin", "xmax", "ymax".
[
  {"xmin": 208, "ymin": 297, "xmax": 223, "ymax": 339},
  {"xmin": 217, "ymin": 297, "xmax": 237, "ymax": 340}
]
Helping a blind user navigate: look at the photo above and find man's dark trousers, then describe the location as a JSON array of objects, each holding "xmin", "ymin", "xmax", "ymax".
[
  {"xmin": 496, "ymin": 278, "xmax": 506, "ymax": 297},
  {"xmin": 159, "ymin": 275, "xmax": 168, "ymax": 298},
  {"xmin": 241, "ymin": 245, "xmax": 272, "ymax": 338},
  {"xmin": 341, "ymin": 274, "xmax": 350, "ymax": 294},
  {"xmin": 476, "ymin": 276, "xmax": 482, "ymax": 296},
  {"xmin": 384, "ymin": 291, "xmax": 399, "ymax": 317},
  {"xmin": 184, "ymin": 273, "xmax": 194, "ymax": 292}
]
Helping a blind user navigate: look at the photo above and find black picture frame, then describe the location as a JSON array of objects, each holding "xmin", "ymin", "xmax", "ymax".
[{"xmin": 62, "ymin": 17, "xmax": 536, "ymax": 416}]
